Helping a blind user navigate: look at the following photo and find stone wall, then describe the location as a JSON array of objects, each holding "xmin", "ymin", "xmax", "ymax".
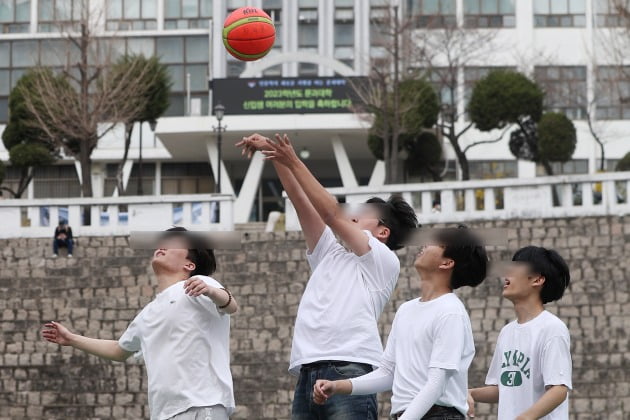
[{"xmin": 0, "ymin": 216, "xmax": 628, "ymax": 419}]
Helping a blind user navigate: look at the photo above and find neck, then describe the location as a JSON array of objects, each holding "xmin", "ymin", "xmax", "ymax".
[
  {"xmin": 155, "ymin": 272, "xmax": 187, "ymax": 293},
  {"xmin": 418, "ymin": 270, "xmax": 452, "ymax": 301},
  {"xmin": 512, "ymin": 296, "xmax": 544, "ymax": 323}
]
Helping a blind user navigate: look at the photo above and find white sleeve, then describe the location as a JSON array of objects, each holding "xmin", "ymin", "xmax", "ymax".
[
  {"xmin": 542, "ymin": 335, "xmax": 572, "ymax": 390},
  {"xmin": 118, "ymin": 316, "xmax": 142, "ymax": 353},
  {"xmin": 349, "ymin": 367, "xmax": 394, "ymax": 395},
  {"xmin": 305, "ymin": 226, "xmax": 341, "ymax": 270},
  {"xmin": 429, "ymin": 314, "xmax": 467, "ymax": 371},
  {"xmin": 399, "ymin": 368, "xmax": 449, "ymax": 420}
]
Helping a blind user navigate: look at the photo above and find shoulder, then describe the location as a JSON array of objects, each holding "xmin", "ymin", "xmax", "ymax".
[
  {"xmin": 192, "ymin": 275, "xmax": 223, "ymax": 289},
  {"xmin": 440, "ymin": 293, "xmax": 469, "ymax": 315},
  {"xmin": 363, "ymin": 230, "xmax": 399, "ymax": 263},
  {"xmin": 539, "ymin": 311, "xmax": 570, "ymax": 336}
]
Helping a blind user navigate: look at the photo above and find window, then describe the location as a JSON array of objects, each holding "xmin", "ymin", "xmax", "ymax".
[
  {"xmin": 419, "ymin": 67, "xmax": 457, "ymax": 106},
  {"xmin": 155, "ymin": 36, "xmax": 209, "ymax": 115},
  {"xmin": 33, "ymin": 165, "xmax": 82, "ymax": 198},
  {"xmin": 596, "ymin": 66, "xmax": 630, "ymax": 120},
  {"xmin": 594, "ymin": 0, "xmax": 628, "ymax": 27},
  {"xmin": 370, "ymin": 2, "xmax": 390, "ymax": 64},
  {"xmin": 161, "ymin": 162, "xmax": 213, "ymax": 194},
  {"xmin": 298, "ymin": 5, "xmax": 318, "ymax": 48},
  {"xmin": 469, "ymin": 160, "xmax": 517, "ymax": 179},
  {"xmin": 536, "ymin": 159, "xmax": 588, "ymax": 176},
  {"xmin": 334, "ymin": 1, "xmax": 354, "ymax": 68},
  {"xmin": 106, "ymin": 0, "xmax": 157, "ymax": 31},
  {"xmin": 263, "ymin": 0, "xmax": 282, "ymax": 76},
  {"xmin": 164, "ymin": 0, "xmax": 212, "ymax": 30},
  {"xmin": 38, "ymin": 0, "xmax": 83, "ymax": 32},
  {"xmin": 533, "ymin": 0, "xmax": 586, "ymax": 27},
  {"xmin": 0, "ymin": 0, "xmax": 30, "ymax": 33},
  {"xmin": 407, "ymin": 0, "xmax": 457, "ymax": 28},
  {"xmin": 464, "ymin": 0, "xmax": 515, "ymax": 28},
  {"xmin": 535, "ymin": 66, "xmax": 587, "ymax": 119}
]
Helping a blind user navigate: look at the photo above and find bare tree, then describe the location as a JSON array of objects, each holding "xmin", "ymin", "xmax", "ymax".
[{"xmin": 19, "ymin": 1, "xmax": 162, "ymax": 199}]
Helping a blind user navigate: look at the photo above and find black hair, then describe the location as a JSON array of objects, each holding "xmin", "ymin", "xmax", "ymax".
[
  {"xmin": 366, "ymin": 195, "xmax": 419, "ymax": 251},
  {"xmin": 512, "ymin": 246, "xmax": 570, "ymax": 304},
  {"xmin": 161, "ymin": 227, "xmax": 217, "ymax": 277},
  {"xmin": 434, "ymin": 225, "xmax": 488, "ymax": 289}
]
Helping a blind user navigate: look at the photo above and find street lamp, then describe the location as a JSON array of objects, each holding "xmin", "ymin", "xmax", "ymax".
[{"xmin": 213, "ymin": 103, "xmax": 226, "ymax": 194}]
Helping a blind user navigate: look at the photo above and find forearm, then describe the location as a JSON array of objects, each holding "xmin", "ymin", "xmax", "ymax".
[
  {"xmin": 350, "ymin": 367, "xmax": 394, "ymax": 395},
  {"xmin": 288, "ymin": 160, "xmax": 341, "ymax": 225},
  {"xmin": 207, "ymin": 288, "xmax": 238, "ymax": 314},
  {"xmin": 470, "ymin": 385, "xmax": 499, "ymax": 403},
  {"xmin": 399, "ymin": 368, "xmax": 448, "ymax": 420},
  {"xmin": 69, "ymin": 335, "xmax": 130, "ymax": 362},
  {"xmin": 519, "ymin": 385, "xmax": 568, "ymax": 419},
  {"xmin": 273, "ymin": 161, "xmax": 325, "ymax": 250}
]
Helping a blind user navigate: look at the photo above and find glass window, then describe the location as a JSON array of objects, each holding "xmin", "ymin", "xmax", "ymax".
[
  {"xmin": 186, "ymin": 36, "xmax": 209, "ymax": 62},
  {"xmin": 127, "ymin": 37, "xmax": 154, "ymax": 56},
  {"xmin": 408, "ymin": 0, "xmax": 457, "ymax": 28},
  {"xmin": 465, "ymin": 0, "xmax": 515, "ymax": 28},
  {"xmin": 182, "ymin": 0, "xmax": 197, "ymax": 18},
  {"xmin": 0, "ymin": 69, "xmax": 10, "ymax": 95},
  {"xmin": 165, "ymin": 0, "xmax": 179, "ymax": 18},
  {"xmin": 108, "ymin": 0, "xmax": 123, "ymax": 19},
  {"xmin": 0, "ymin": 1, "xmax": 14, "ymax": 23},
  {"xmin": 595, "ymin": 65, "xmax": 630, "ymax": 120},
  {"xmin": 187, "ymin": 64, "xmax": 207, "ymax": 91},
  {"xmin": 595, "ymin": 0, "xmax": 627, "ymax": 27},
  {"xmin": 12, "ymin": 40, "xmax": 37, "ymax": 67},
  {"xmin": 535, "ymin": 66, "xmax": 587, "ymax": 120},
  {"xmin": 0, "ymin": 0, "xmax": 30, "ymax": 32},
  {"xmin": 39, "ymin": 39, "xmax": 66, "ymax": 66},
  {"xmin": 534, "ymin": 0, "xmax": 586, "ymax": 27},
  {"xmin": 157, "ymin": 37, "xmax": 184, "ymax": 63},
  {"xmin": 0, "ymin": 41, "xmax": 10, "ymax": 66},
  {"xmin": 165, "ymin": 0, "xmax": 211, "ymax": 28},
  {"xmin": 106, "ymin": 0, "xmax": 157, "ymax": 31}
]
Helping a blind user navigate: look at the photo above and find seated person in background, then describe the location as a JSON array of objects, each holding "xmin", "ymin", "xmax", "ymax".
[{"xmin": 53, "ymin": 219, "xmax": 74, "ymax": 258}]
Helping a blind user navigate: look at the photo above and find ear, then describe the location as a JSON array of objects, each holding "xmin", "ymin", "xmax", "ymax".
[
  {"xmin": 183, "ymin": 261, "xmax": 196, "ymax": 274},
  {"xmin": 439, "ymin": 258, "xmax": 455, "ymax": 271},
  {"xmin": 376, "ymin": 226, "xmax": 390, "ymax": 242},
  {"xmin": 532, "ymin": 274, "xmax": 546, "ymax": 288}
]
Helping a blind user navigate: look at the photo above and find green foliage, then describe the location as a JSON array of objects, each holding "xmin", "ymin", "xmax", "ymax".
[
  {"xmin": 368, "ymin": 78, "xmax": 440, "ymax": 161},
  {"xmin": 537, "ymin": 112, "xmax": 576, "ymax": 163},
  {"xmin": 2, "ymin": 70, "xmax": 59, "ymax": 170},
  {"xmin": 469, "ymin": 70, "xmax": 544, "ymax": 131},
  {"xmin": 110, "ymin": 54, "xmax": 172, "ymax": 124},
  {"xmin": 616, "ymin": 151, "xmax": 630, "ymax": 171},
  {"xmin": 404, "ymin": 131, "xmax": 443, "ymax": 176}
]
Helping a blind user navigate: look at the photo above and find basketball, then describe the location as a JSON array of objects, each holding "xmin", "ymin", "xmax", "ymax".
[{"xmin": 222, "ymin": 7, "xmax": 276, "ymax": 61}]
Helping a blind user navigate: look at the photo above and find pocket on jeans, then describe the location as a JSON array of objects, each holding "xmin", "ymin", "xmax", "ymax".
[{"xmin": 330, "ymin": 363, "xmax": 371, "ymax": 378}]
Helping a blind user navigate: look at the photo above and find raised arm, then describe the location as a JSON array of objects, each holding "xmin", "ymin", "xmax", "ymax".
[
  {"xmin": 262, "ymin": 134, "xmax": 371, "ymax": 256},
  {"xmin": 42, "ymin": 321, "xmax": 132, "ymax": 362},
  {"xmin": 237, "ymin": 134, "xmax": 325, "ymax": 251}
]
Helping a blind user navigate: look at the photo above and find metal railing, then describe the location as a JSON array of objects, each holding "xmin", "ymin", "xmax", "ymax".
[
  {"xmin": 284, "ymin": 172, "xmax": 630, "ymax": 230},
  {"xmin": 0, "ymin": 194, "xmax": 235, "ymax": 238}
]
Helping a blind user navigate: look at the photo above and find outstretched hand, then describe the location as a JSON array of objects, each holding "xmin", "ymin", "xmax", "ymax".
[
  {"xmin": 261, "ymin": 134, "xmax": 300, "ymax": 168},
  {"xmin": 235, "ymin": 133, "xmax": 273, "ymax": 159},
  {"xmin": 313, "ymin": 379, "xmax": 337, "ymax": 405},
  {"xmin": 41, "ymin": 321, "xmax": 74, "ymax": 346}
]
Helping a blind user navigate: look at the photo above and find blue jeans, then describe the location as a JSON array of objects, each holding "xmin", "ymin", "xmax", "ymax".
[
  {"xmin": 53, "ymin": 238, "xmax": 73, "ymax": 255},
  {"xmin": 292, "ymin": 361, "xmax": 377, "ymax": 420}
]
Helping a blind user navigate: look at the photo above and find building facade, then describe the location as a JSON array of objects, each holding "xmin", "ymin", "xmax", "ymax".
[{"xmin": 0, "ymin": 0, "xmax": 628, "ymax": 222}]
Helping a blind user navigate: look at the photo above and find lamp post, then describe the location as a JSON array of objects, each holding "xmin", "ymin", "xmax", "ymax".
[{"xmin": 213, "ymin": 103, "xmax": 226, "ymax": 194}]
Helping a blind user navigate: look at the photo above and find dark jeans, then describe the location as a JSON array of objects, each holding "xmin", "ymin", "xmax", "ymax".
[
  {"xmin": 391, "ymin": 405, "xmax": 464, "ymax": 420},
  {"xmin": 53, "ymin": 238, "xmax": 73, "ymax": 255},
  {"xmin": 292, "ymin": 361, "xmax": 377, "ymax": 420}
]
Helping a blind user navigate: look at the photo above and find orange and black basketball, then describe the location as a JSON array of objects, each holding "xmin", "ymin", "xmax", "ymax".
[{"xmin": 222, "ymin": 7, "xmax": 276, "ymax": 61}]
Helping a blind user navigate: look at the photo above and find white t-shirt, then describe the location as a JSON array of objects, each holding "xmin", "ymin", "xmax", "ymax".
[
  {"xmin": 289, "ymin": 226, "xmax": 400, "ymax": 375},
  {"xmin": 486, "ymin": 310, "xmax": 572, "ymax": 420},
  {"xmin": 383, "ymin": 294, "xmax": 475, "ymax": 416},
  {"xmin": 118, "ymin": 276, "xmax": 235, "ymax": 420}
]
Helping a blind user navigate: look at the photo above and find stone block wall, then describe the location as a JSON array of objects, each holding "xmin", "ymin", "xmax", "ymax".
[{"xmin": 0, "ymin": 216, "xmax": 628, "ymax": 419}]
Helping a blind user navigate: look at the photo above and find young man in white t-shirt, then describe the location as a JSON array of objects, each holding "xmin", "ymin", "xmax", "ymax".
[
  {"xmin": 312, "ymin": 226, "xmax": 488, "ymax": 420},
  {"xmin": 41, "ymin": 227, "xmax": 238, "ymax": 420},
  {"xmin": 468, "ymin": 246, "xmax": 572, "ymax": 420},
  {"xmin": 237, "ymin": 134, "xmax": 418, "ymax": 419}
]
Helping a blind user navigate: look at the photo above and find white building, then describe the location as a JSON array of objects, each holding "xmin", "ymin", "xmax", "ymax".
[{"xmin": 0, "ymin": 0, "xmax": 628, "ymax": 223}]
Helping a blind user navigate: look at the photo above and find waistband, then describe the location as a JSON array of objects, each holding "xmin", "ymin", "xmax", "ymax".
[{"xmin": 391, "ymin": 405, "xmax": 462, "ymax": 419}]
